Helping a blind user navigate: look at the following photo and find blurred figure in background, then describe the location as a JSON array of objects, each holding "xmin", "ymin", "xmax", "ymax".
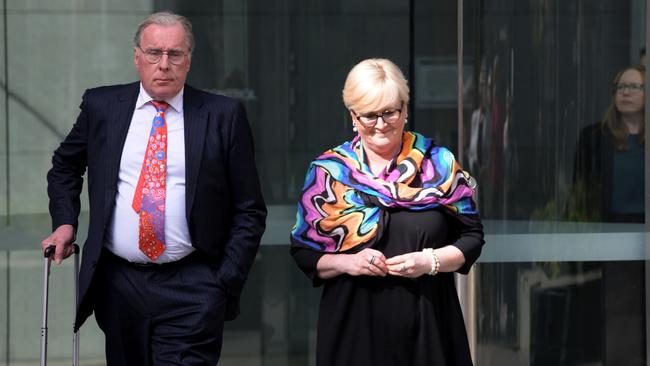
[
  {"xmin": 572, "ymin": 65, "xmax": 645, "ymax": 223},
  {"xmin": 571, "ymin": 65, "xmax": 646, "ymax": 366}
]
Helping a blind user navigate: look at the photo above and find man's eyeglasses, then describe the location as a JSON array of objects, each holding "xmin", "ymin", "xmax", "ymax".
[
  {"xmin": 614, "ymin": 83, "xmax": 645, "ymax": 94},
  {"xmin": 351, "ymin": 107, "xmax": 403, "ymax": 127},
  {"xmin": 138, "ymin": 46, "xmax": 188, "ymax": 65}
]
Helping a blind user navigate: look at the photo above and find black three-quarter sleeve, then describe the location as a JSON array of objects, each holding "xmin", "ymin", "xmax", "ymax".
[
  {"xmin": 445, "ymin": 212, "xmax": 485, "ymax": 274},
  {"xmin": 290, "ymin": 246, "xmax": 327, "ymax": 287}
]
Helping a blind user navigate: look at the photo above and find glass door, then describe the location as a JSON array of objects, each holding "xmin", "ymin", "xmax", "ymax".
[{"xmin": 463, "ymin": 0, "xmax": 648, "ymax": 365}]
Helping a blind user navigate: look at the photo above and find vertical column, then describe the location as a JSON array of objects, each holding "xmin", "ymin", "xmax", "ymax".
[
  {"xmin": 2, "ymin": 0, "xmax": 8, "ymax": 225},
  {"xmin": 455, "ymin": 0, "xmax": 478, "ymax": 363},
  {"xmin": 643, "ymin": 1, "xmax": 650, "ymax": 360}
]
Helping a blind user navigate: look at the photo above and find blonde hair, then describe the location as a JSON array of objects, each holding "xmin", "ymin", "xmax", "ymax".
[
  {"xmin": 602, "ymin": 64, "xmax": 645, "ymax": 150},
  {"xmin": 342, "ymin": 58, "xmax": 410, "ymax": 113}
]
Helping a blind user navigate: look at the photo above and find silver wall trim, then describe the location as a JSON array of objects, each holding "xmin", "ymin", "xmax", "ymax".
[
  {"xmin": 643, "ymin": 1, "xmax": 650, "ymax": 357},
  {"xmin": 455, "ymin": 0, "xmax": 477, "ymax": 363}
]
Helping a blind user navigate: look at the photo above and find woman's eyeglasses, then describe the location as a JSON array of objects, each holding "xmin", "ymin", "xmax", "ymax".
[
  {"xmin": 614, "ymin": 83, "xmax": 645, "ymax": 94},
  {"xmin": 351, "ymin": 107, "xmax": 403, "ymax": 127}
]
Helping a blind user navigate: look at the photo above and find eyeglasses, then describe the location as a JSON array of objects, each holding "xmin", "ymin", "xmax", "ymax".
[
  {"xmin": 138, "ymin": 46, "xmax": 188, "ymax": 65},
  {"xmin": 351, "ymin": 106, "xmax": 403, "ymax": 127},
  {"xmin": 614, "ymin": 83, "xmax": 645, "ymax": 94}
]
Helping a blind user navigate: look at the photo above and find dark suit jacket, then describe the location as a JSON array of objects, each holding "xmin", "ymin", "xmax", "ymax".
[{"xmin": 47, "ymin": 82, "xmax": 267, "ymax": 330}]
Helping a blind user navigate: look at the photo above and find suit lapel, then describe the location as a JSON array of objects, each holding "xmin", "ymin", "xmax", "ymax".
[
  {"xmin": 183, "ymin": 86, "xmax": 208, "ymax": 219},
  {"xmin": 103, "ymin": 83, "xmax": 139, "ymax": 223}
]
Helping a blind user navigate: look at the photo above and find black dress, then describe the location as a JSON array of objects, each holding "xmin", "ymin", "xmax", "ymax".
[{"xmin": 291, "ymin": 209, "xmax": 484, "ymax": 366}]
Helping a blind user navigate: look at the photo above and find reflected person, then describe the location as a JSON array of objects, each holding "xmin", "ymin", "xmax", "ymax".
[
  {"xmin": 571, "ymin": 65, "xmax": 646, "ymax": 366},
  {"xmin": 572, "ymin": 65, "xmax": 644, "ymax": 222},
  {"xmin": 41, "ymin": 11, "xmax": 266, "ymax": 365},
  {"xmin": 290, "ymin": 58, "xmax": 485, "ymax": 366}
]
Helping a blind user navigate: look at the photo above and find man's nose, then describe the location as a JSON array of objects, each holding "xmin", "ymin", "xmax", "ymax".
[{"xmin": 158, "ymin": 54, "xmax": 171, "ymax": 70}]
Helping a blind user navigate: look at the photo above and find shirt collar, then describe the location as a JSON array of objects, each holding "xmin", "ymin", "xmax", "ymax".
[{"xmin": 135, "ymin": 83, "xmax": 184, "ymax": 113}]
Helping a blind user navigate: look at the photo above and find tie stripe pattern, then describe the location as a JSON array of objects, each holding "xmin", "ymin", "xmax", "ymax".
[{"xmin": 132, "ymin": 100, "xmax": 169, "ymax": 260}]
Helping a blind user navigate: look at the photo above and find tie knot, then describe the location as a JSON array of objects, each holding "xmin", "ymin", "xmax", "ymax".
[{"xmin": 151, "ymin": 100, "xmax": 169, "ymax": 112}]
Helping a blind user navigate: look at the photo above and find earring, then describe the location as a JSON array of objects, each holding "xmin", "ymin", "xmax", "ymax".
[
  {"xmin": 404, "ymin": 118, "xmax": 408, "ymax": 124},
  {"xmin": 352, "ymin": 122, "xmax": 357, "ymax": 132}
]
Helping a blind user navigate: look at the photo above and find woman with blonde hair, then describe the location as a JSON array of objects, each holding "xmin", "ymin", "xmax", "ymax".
[{"xmin": 290, "ymin": 58, "xmax": 484, "ymax": 365}]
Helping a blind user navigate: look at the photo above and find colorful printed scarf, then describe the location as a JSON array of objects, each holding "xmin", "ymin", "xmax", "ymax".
[{"xmin": 290, "ymin": 131, "xmax": 478, "ymax": 253}]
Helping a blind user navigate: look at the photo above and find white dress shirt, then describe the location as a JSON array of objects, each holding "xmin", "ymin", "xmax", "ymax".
[{"xmin": 105, "ymin": 84, "xmax": 194, "ymax": 263}]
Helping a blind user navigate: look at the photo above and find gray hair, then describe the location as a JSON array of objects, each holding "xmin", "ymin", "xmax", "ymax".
[{"xmin": 133, "ymin": 11, "xmax": 195, "ymax": 52}]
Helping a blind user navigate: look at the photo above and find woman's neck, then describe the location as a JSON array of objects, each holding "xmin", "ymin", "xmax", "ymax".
[
  {"xmin": 364, "ymin": 144, "xmax": 400, "ymax": 175},
  {"xmin": 621, "ymin": 113, "xmax": 643, "ymax": 134}
]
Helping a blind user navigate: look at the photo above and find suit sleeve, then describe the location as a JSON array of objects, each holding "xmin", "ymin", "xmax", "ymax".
[
  {"xmin": 47, "ymin": 91, "xmax": 90, "ymax": 232},
  {"xmin": 217, "ymin": 102, "xmax": 267, "ymax": 297}
]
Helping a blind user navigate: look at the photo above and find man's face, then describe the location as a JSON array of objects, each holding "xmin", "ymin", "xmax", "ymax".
[{"xmin": 134, "ymin": 24, "xmax": 191, "ymax": 100}]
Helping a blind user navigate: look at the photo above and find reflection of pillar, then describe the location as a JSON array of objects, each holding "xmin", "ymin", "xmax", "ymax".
[
  {"xmin": 247, "ymin": 0, "xmax": 292, "ymax": 203},
  {"xmin": 261, "ymin": 247, "xmax": 290, "ymax": 366},
  {"xmin": 603, "ymin": 261, "xmax": 645, "ymax": 366},
  {"xmin": 457, "ymin": 267, "xmax": 477, "ymax": 362},
  {"xmin": 517, "ymin": 267, "xmax": 539, "ymax": 366},
  {"xmin": 3, "ymin": 252, "xmax": 9, "ymax": 363},
  {"xmin": 177, "ymin": 1, "xmax": 224, "ymax": 89},
  {"xmin": 518, "ymin": 266, "xmax": 602, "ymax": 365},
  {"xmin": 222, "ymin": 0, "xmax": 249, "ymax": 87}
]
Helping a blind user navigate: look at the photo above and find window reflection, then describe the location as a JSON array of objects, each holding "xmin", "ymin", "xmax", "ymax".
[
  {"xmin": 467, "ymin": 54, "xmax": 514, "ymax": 220},
  {"xmin": 469, "ymin": 0, "xmax": 647, "ymax": 365},
  {"xmin": 571, "ymin": 65, "xmax": 645, "ymax": 223},
  {"xmin": 569, "ymin": 65, "xmax": 647, "ymax": 366}
]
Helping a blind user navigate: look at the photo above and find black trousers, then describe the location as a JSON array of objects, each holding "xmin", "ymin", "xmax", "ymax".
[{"xmin": 94, "ymin": 250, "xmax": 228, "ymax": 366}]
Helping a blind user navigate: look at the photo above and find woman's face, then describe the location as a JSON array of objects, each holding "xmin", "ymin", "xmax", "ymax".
[
  {"xmin": 615, "ymin": 69, "xmax": 645, "ymax": 116},
  {"xmin": 351, "ymin": 100, "xmax": 408, "ymax": 158}
]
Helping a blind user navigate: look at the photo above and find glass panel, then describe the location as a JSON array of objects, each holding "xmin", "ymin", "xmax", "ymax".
[
  {"xmin": 0, "ymin": 1, "xmax": 413, "ymax": 364},
  {"xmin": 0, "ymin": 0, "xmax": 6, "ymax": 220},
  {"xmin": 413, "ymin": 0, "xmax": 464, "ymax": 153},
  {"xmin": 465, "ymin": 0, "xmax": 648, "ymax": 365},
  {"xmin": 0, "ymin": 252, "xmax": 7, "ymax": 364},
  {"xmin": 242, "ymin": 1, "xmax": 411, "ymax": 205},
  {"xmin": 216, "ymin": 1, "xmax": 411, "ymax": 363},
  {"xmin": 7, "ymin": 2, "xmax": 142, "ymax": 218}
]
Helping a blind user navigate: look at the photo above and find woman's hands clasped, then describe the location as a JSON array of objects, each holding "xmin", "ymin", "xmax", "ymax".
[
  {"xmin": 331, "ymin": 248, "xmax": 433, "ymax": 278},
  {"xmin": 316, "ymin": 249, "xmax": 388, "ymax": 279},
  {"xmin": 347, "ymin": 248, "xmax": 389, "ymax": 276},
  {"xmin": 385, "ymin": 251, "xmax": 432, "ymax": 278},
  {"xmin": 335, "ymin": 248, "xmax": 431, "ymax": 278},
  {"xmin": 318, "ymin": 247, "xmax": 459, "ymax": 279}
]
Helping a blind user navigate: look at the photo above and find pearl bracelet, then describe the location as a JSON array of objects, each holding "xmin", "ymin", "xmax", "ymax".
[{"xmin": 422, "ymin": 248, "xmax": 440, "ymax": 276}]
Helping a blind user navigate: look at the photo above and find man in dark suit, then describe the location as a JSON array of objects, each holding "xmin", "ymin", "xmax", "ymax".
[{"xmin": 41, "ymin": 11, "xmax": 267, "ymax": 365}]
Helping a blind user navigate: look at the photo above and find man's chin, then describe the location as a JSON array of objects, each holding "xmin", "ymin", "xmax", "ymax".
[{"xmin": 147, "ymin": 86, "xmax": 180, "ymax": 100}]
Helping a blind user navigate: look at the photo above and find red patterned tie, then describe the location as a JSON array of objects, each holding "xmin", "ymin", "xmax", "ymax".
[{"xmin": 132, "ymin": 101, "xmax": 169, "ymax": 260}]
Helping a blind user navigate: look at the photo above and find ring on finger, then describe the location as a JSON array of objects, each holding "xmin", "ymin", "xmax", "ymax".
[
  {"xmin": 369, "ymin": 255, "xmax": 376, "ymax": 265},
  {"xmin": 400, "ymin": 264, "xmax": 406, "ymax": 272}
]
